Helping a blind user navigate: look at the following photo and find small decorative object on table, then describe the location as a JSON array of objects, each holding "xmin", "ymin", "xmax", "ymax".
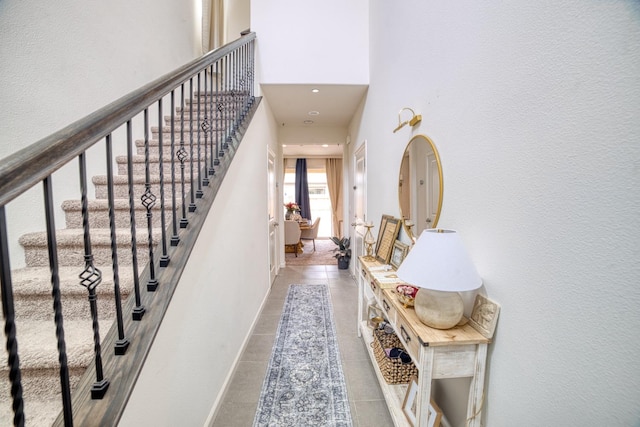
[
  {"xmin": 284, "ymin": 202, "xmax": 300, "ymax": 220},
  {"xmin": 395, "ymin": 284, "xmax": 419, "ymax": 308},
  {"xmin": 367, "ymin": 304, "xmax": 385, "ymax": 329},
  {"xmin": 390, "ymin": 240, "xmax": 409, "ymax": 269},
  {"xmin": 363, "ymin": 222, "xmax": 376, "ymax": 260}
]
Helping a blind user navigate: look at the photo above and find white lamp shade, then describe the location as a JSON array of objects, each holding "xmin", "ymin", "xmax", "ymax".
[{"xmin": 396, "ymin": 229, "xmax": 482, "ymax": 292}]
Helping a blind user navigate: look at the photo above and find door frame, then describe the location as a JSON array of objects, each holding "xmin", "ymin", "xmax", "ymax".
[
  {"xmin": 351, "ymin": 140, "xmax": 367, "ymax": 276},
  {"xmin": 267, "ymin": 147, "xmax": 279, "ymax": 283}
]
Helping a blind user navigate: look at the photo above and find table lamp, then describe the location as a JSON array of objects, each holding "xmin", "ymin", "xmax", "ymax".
[{"xmin": 396, "ymin": 229, "xmax": 482, "ymax": 329}]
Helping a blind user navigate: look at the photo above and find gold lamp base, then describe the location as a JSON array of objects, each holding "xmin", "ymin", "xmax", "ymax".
[{"xmin": 414, "ymin": 289, "xmax": 464, "ymax": 329}]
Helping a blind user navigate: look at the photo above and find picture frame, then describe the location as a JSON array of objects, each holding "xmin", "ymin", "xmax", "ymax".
[
  {"xmin": 375, "ymin": 216, "xmax": 401, "ymax": 264},
  {"xmin": 402, "ymin": 376, "xmax": 419, "ymax": 426},
  {"xmin": 374, "ymin": 214, "xmax": 393, "ymax": 255},
  {"xmin": 402, "ymin": 376, "xmax": 443, "ymax": 427},
  {"xmin": 367, "ymin": 304, "xmax": 385, "ymax": 329},
  {"xmin": 390, "ymin": 240, "xmax": 409, "ymax": 269}
]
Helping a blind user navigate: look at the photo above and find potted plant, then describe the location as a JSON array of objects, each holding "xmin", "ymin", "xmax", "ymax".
[{"xmin": 330, "ymin": 236, "xmax": 351, "ymax": 270}]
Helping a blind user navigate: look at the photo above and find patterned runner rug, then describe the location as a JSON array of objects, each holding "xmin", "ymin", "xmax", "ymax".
[{"xmin": 253, "ymin": 284, "xmax": 353, "ymax": 427}]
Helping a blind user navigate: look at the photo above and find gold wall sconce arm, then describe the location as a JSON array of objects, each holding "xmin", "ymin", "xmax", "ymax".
[{"xmin": 393, "ymin": 107, "xmax": 422, "ymax": 133}]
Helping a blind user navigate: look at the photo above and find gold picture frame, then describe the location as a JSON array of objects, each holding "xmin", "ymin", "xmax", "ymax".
[
  {"xmin": 390, "ymin": 240, "xmax": 409, "ymax": 269},
  {"xmin": 374, "ymin": 214, "xmax": 393, "ymax": 255},
  {"xmin": 375, "ymin": 216, "xmax": 401, "ymax": 264}
]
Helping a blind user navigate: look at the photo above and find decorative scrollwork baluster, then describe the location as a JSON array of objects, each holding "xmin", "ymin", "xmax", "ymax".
[
  {"xmin": 78, "ymin": 152, "xmax": 109, "ymax": 399},
  {"xmin": 201, "ymin": 70, "xmax": 210, "ymax": 186},
  {"xmin": 142, "ymin": 109, "xmax": 159, "ymax": 291}
]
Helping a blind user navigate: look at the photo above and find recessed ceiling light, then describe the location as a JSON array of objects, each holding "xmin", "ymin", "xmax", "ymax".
[
  {"xmin": 282, "ymin": 144, "xmax": 287, "ymax": 147},
  {"xmin": 308, "ymin": 111, "xmax": 320, "ymax": 116},
  {"xmin": 304, "ymin": 120, "xmax": 314, "ymax": 124},
  {"xmin": 322, "ymin": 144, "xmax": 329, "ymax": 148},
  {"xmin": 311, "ymin": 88, "xmax": 319, "ymax": 93}
]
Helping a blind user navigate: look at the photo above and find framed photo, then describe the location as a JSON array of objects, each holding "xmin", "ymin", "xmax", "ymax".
[
  {"xmin": 402, "ymin": 376, "xmax": 443, "ymax": 427},
  {"xmin": 367, "ymin": 304, "xmax": 385, "ymax": 329},
  {"xmin": 390, "ymin": 240, "xmax": 409, "ymax": 269},
  {"xmin": 374, "ymin": 214, "xmax": 393, "ymax": 255},
  {"xmin": 375, "ymin": 216, "xmax": 401, "ymax": 264}
]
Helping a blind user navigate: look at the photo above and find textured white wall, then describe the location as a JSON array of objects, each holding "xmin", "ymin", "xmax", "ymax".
[
  {"xmin": 251, "ymin": 0, "xmax": 369, "ymax": 85},
  {"xmin": 119, "ymin": 101, "xmax": 279, "ymax": 426},
  {"xmin": 353, "ymin": 1, "xmax": 640, "ymax": 425},
  {"xmin": 0, "ymin": 0, "xmax": 200, "ymax": 267}
]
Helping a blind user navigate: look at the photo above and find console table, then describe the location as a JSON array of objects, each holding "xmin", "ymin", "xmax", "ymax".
[{"xmin": 357, "ymin": 256, "xmax": 491, "ymax": 427}]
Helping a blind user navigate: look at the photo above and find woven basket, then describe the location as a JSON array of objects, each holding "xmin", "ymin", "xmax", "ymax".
[{"xmin": 371, "ymin": 328, "xmax": 418, "ymax": 384}]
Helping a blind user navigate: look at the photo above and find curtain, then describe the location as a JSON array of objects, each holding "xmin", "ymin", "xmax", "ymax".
[
  {"xmin": 325, "ymin": 158, "xmax": 343, "ymax": 238},
  {"xmin": 295, "ymin": 159, "xmax": 312, "ymax": 220},
  {"xmin": 202, "ymin": 0, "xmax": 225, "ymax": 54}
]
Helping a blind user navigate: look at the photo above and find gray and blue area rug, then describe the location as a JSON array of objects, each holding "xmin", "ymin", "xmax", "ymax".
[{"xmin": 253, "ymin": 284, "xmax": 353, "ymax": 427}]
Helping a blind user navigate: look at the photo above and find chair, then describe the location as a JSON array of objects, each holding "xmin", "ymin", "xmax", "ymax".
[
  {"xmin": 284, "ymin": 220, "xmax": 302, "ymax": 257},
  {"xmin": 300, "ymin": 217, "xmax": 321, "ymax": 251}
]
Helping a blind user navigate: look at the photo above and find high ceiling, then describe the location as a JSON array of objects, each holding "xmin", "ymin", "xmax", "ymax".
[{"xmin": 260, "ymin": 84, "xmax": 368, "ymax": 157}]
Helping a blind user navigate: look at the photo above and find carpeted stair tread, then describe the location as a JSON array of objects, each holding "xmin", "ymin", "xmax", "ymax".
[
  {"xmin": 0, "ymin": 368, "xmax": 86, "ymax": 427},
  {"xmin": 11, "ymin": 266, "xmax": 134, "ymax": 297},
  {"xmin": 62, "ymin": 199, "xmax": 143, "ymax": 210},
  {"xmin": 115, "ymin": 153, "xmax": 212, "ymax": 165},
  {"xmin": 0, "ymin": 319, "xmax": 112, "ymax": 371},
  {"xmin": 19, "ymin": 227, "xmax": 162, "ymax": 247},
  {"xmin": 61, "ymin": 199, "xmax": 168, "ymax": 229},
  {"xmin": 92, "ymin": 174, "xmax": 187, "ymax": 185}
]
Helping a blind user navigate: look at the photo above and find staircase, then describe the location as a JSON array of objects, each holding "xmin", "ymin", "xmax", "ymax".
[{"xmin": 0, "ymin": 93, "xmax": 240, "ymax": 426}]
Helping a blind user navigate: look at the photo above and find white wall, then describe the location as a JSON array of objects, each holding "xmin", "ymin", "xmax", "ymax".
[
  {"xmin": 225, "ymin": 0, "xmax": 251, "ymax": 41},
  {"xmin": 0, "ymin": 0, "xmax": 200, "ymax": 267},
  {"xmin": 251, "ymin": 0, "xmax": 369, "ymax": 85},
  {"xmin": 119, "ymin": 100, "xmax": 280, "ymax": 426},
  {"xmin": 350, "ymin": 1, "xmax": 640, "ymax": 425}
]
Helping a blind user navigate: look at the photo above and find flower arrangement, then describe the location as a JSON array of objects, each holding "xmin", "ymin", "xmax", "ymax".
[{"xmin": 284, "ymin": 202, "xmax": 300, "ymax": 212}]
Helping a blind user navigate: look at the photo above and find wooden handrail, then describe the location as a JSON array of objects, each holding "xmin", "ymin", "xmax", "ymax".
[{"xmin": 0, "ymin": 32, "xmax": 256, "ymax": 207}]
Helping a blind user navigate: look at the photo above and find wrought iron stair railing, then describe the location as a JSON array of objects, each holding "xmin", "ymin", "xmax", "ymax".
[{"xmin": 0, "ymin": 32, "xmax": 258, "ymax": 427}]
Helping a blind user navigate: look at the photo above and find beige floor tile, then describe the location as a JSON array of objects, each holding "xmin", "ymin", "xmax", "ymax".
[{"xmin": 354, "ymin": 400, "xmax": 395, "ymax": 427}]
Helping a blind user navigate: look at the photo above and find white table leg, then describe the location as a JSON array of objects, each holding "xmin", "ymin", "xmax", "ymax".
[{"xmin": 466, "ymin": 343, "xmax": 488, "ymax": 427}]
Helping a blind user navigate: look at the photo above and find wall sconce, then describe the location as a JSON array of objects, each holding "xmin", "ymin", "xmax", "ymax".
[{"xmin": 393, "ymin": 107, "xmax": 422, "ymax": 133}]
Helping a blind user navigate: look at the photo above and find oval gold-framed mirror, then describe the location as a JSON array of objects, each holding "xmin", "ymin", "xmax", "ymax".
[{"xmin": 398, "ymin": 134, "xmax": 443, "ymax": 242}]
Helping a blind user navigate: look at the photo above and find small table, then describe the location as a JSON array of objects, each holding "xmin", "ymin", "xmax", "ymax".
[{"xmin": 357, "ymin": 256, "xmax": 491, "ymax": 427}]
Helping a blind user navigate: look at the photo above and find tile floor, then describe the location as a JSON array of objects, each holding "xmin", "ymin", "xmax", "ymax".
[{"xmin": 210, "ymin": 264, "xmax": 394, "ymax": 427}]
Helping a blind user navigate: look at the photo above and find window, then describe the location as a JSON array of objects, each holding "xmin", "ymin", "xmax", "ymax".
[{"xmin": 283, "ymin": 162, "xmax": 333, "ymax": 237}]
